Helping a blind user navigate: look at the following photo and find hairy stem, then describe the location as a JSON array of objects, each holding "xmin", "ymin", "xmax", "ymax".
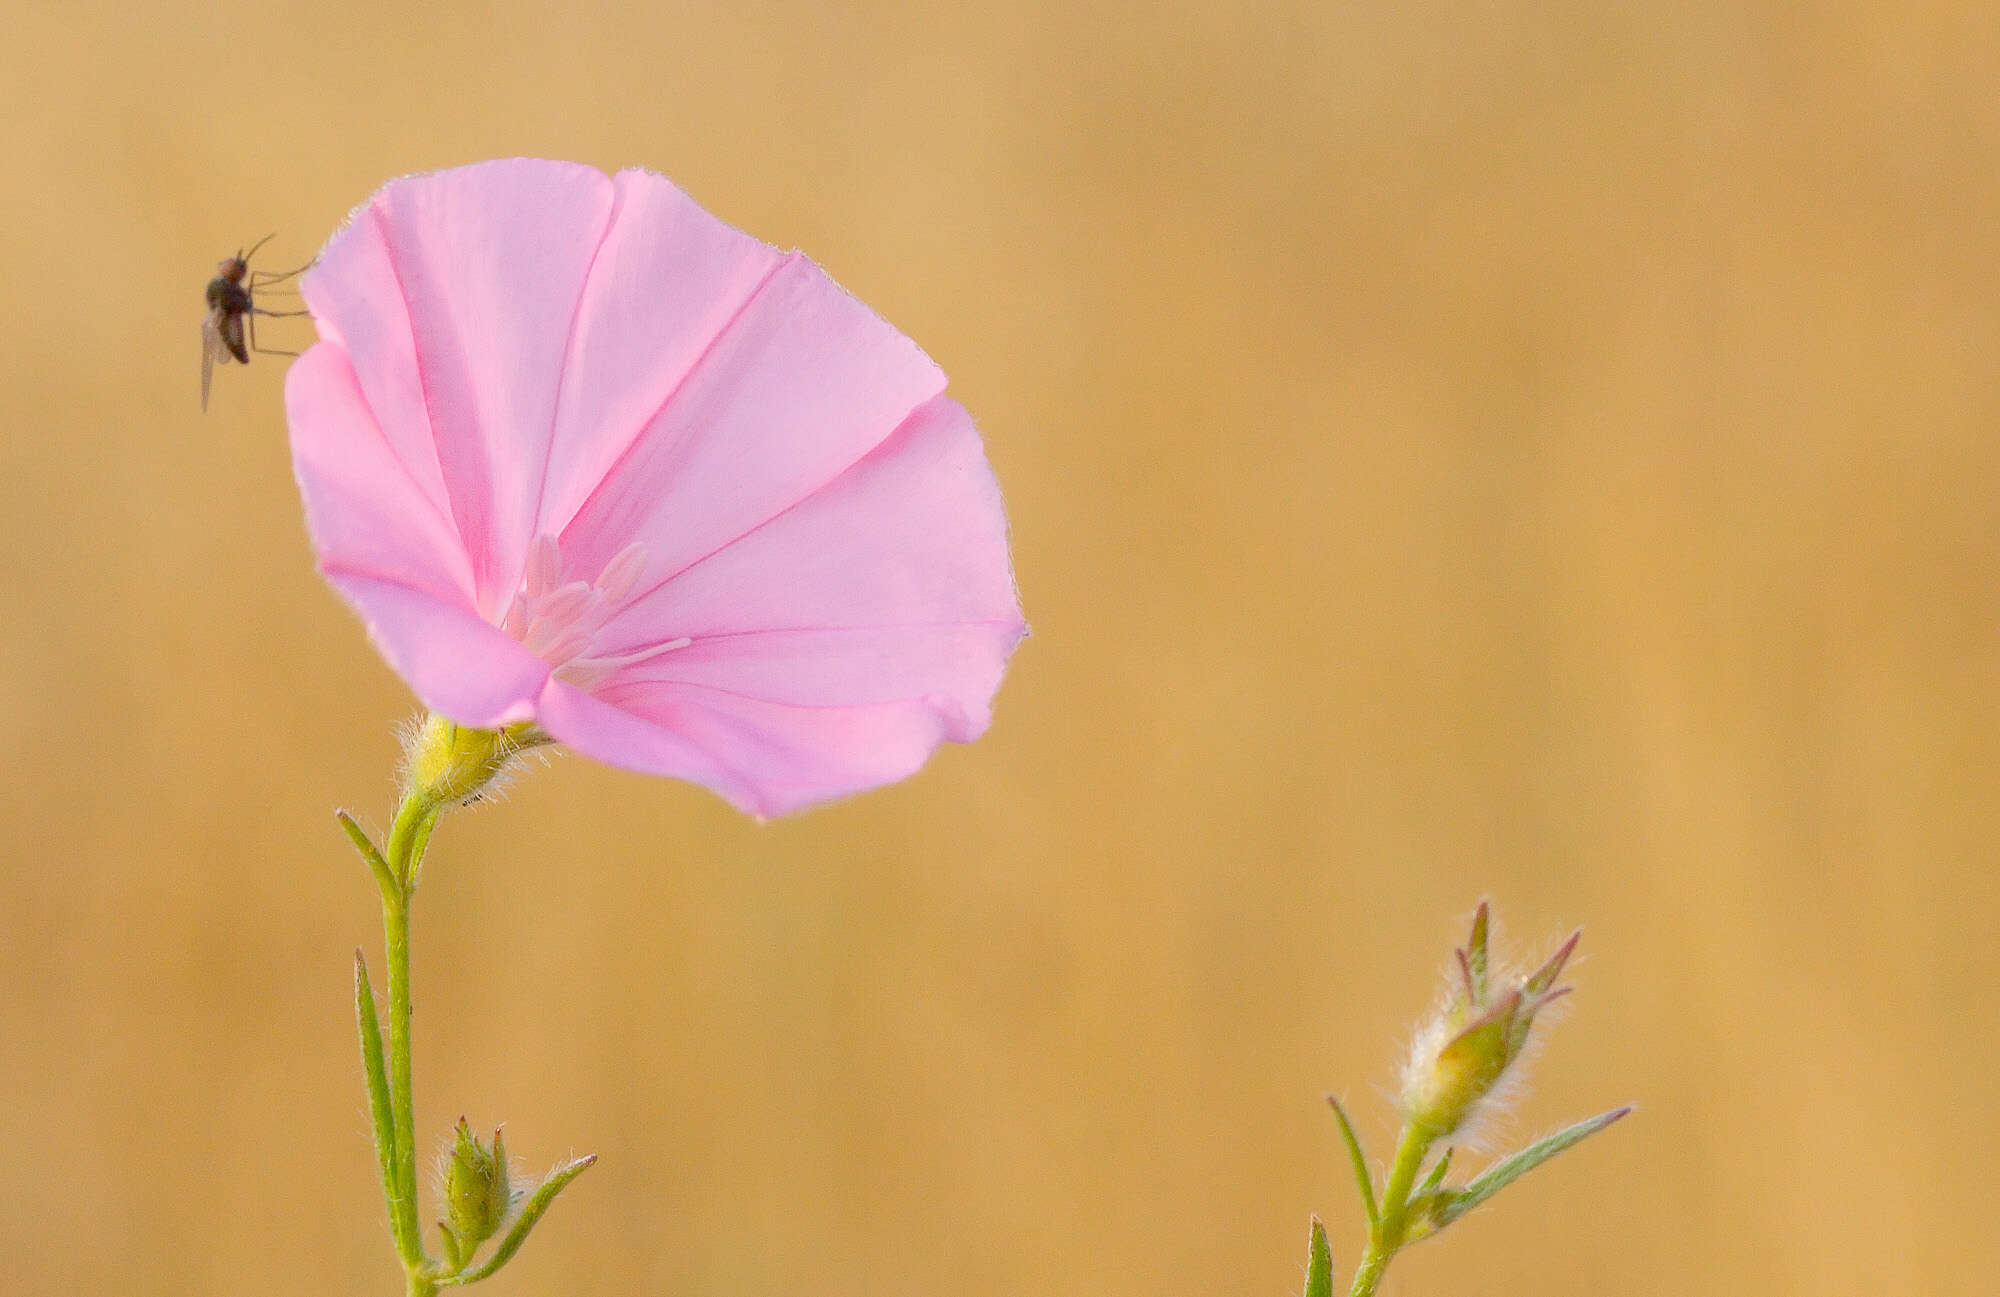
[
  {"xmin": 1347, "ymin": 1123, "xmax": 1437, "ymax": 1297},
  {"xmin": 377, "ymin": 790, "xmax": 442, "ymax": 1288}
]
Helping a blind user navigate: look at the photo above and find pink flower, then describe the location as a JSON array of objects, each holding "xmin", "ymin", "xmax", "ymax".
[{"xmin": 287, "ymin": 159, "xmax": 1025, "ymax": 817}]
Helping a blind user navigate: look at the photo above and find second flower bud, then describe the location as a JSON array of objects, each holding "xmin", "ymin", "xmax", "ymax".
[{"xmin": 443, "ymin": 1118, "xmax": 515, "ymax": 1250}]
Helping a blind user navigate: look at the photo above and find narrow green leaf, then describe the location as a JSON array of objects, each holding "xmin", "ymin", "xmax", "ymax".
[
  {"xmin": 355, "ymin": 951, "xmax": 419, "ymax": 1267},
  {"xmin": 1464, "ymin": 900, "xmax": 1490, "ymax": 1000},
  {"xmin": 440, "ymin": 1154, "xmax": 596, "ymax": 1285},
  {"xmin": 1417, "ymin": 1147, "xmax": 1453, "ymax": 1195},
  {"xmin": 1523, "ymin": 930, "xmax": 1581, "ymax": 998},
  {"xmin": 1435, "ymin": 1106, "xmax": 1631, "ymax": 1228},
  {"xmin": 338, "ymin": 810, "xmax": 398, "ymax": 896},
  {"xmin": 437, "ymin": 1220, "xmax": 466, "ymax": 1274},
  {"xmin": 1326, "ymin": 1096, "xmax": 1378, "ymax": 1227},
  {"xmin": 1302, "ymin": 1216, "xmax": 1334, "ymax": 1297}
]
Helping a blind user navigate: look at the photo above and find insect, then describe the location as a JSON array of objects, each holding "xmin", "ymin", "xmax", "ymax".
[{"xmin": 202, "ymin": 234, "xmax": 311, "ymax": 411}]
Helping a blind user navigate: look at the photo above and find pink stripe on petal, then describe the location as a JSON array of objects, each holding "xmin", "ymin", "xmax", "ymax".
[
  {"xmin": 370, "ymin": 159, "xmax": 616, "ymax": 618},
  {"xmin": 599, "ymin": 394, "xmax": 1020, "ymax": 647},
  {"xmin": 556, "ymin": 254, "xmax": 946, "ymax": 586},
  {"xmin": 287, "ymin": 343, "xmax": 474, "ymax": 603},
  {"xmin": 299, "ymin": 212, "xmax": 455, "ymax": 526},
  {"xmin": 533, "ymin": 169, "xmax": 786, "ymax": 541},
  {"xmin": 604, "ymin": 622, "xmax": 1023, "ymax": 730}
]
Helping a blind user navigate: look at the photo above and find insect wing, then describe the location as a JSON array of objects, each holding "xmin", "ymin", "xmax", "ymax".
[{"xmin": 201, "ymin": 311, "xmax": 236, "ymax": 411}]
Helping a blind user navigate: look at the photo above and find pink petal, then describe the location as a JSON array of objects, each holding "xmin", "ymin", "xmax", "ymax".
[
  {"xmin": 290, "ymin": 340, "xmax": 547, "ymax": 727},
  {"xmin": 549, "ymin": 679, "xmax": 975, "ymax": 818},
  {"xmin": 599, "ymin": 394, "xmax": 1022, "ymax": 650},
  {"xmin": 559, "ymin": 396, "xmax": 1025, "ymax": 813},
  {"xmin": 533, "ymin": 679, "xmax": 762, "ymax": 810},
  {"xmin": 324, "ymin": 573, "xmax": 550, "ymax": 728},
  {"xmin": 287, "ymin": 343, "xmax": 473, "ymax": 604},
  {"xmin": 533, "ymin": 169, "xmax": 786, "ymax": 541},
  {"xmin": 298, "ymin": 204, "xmax": 455, "ymax": 527},
  {"xmin": 330, "ymin": 159, "xmax": 617, "ymax": 619},
  {"xmin": 554, "ymin": 253, "xmax": 947, "ymax": 590},
  {"xmin": 608, "ymin": 624, "xmax": 1020, "ymax": 727}
]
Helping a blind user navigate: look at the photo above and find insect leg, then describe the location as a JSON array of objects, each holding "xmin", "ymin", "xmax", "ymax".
[
  {"xmin": 251, "ymin": 258, "xmax": 316, "ymax": 289},
  {"xmin": 246, "ymin": 309, "xmax": 300, "ymax": 358}
]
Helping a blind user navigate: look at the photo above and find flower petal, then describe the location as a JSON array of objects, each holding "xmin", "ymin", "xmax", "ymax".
[
  {"xmin": 548, "ymin": 679, "xmax": 976, "ymax": 818},
  {"xmin": 287, "ymin": 342, "xmax": 473, "ymax": 604},
  {"xmin": 553, "ymin": 254, "xmax": 947, "ymax": 591},
  {"xmin": 290, "ymin": 338, "xmax": 545, "ymax": 726},
  {"xmin": 552, "ymin": 396, "xmax": 1024, "ymax": 815},
  {"xmin": 331, "ymin": 159, "xmax": 617, "ymax": 619},
  {"xmin": 533, "ymin": 678, "xmax": 761, "ymax": 810},
  {"xmin": 299, "ymin": 205, "xmax": 455, "ymax": 526},
  {"xmin": 598, "ymin": 394, "xmax": 1022, "ymax": 650},
  {"xmin": 533, "ymin": 169, "xmax": 787, "ymax": 541},
  {"xmin": 323, "ymin": 572, "xmax": 550, "ymax": 728},
  {"xmin": 607, "ymin": 623, "xmax": 1021, "ymax": 730}
]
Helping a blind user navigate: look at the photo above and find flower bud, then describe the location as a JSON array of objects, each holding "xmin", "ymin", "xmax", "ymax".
[
  {"xmin": 1398, "ymin": 903, "xmax": 1577, "ymax": 1140},
  {"xmin": 402, "ymin": 713, "xmax": 546, "ymax": 807},
  {"xmin": 443, "ymin": 1118, "xmax": 513, "ymax": 1248}
]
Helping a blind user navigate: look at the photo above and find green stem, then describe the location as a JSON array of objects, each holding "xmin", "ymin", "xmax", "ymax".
[
  {"xmin": 351, "ymin": 717, "xmax": 570, "ymax": 1293},
  {"xmin": 1345, "ymin": 1245, "xmax": 1390, "ymax": 1297},
  {"xmin": 1347, "ymin": 1122, "xmax": 1438, "ymax": 1297},
  {"xmin": 382, "ymin": 885, "xmax": 423, "ymax": 1269},
  {"xmin": 378, "ymin": 790, "xmax": 442, "ymax": 1287}
]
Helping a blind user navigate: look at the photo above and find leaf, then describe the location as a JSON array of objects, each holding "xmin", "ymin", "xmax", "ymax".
[
  {"xmin": 1463, "ymin": 900, "xmax": 1490, "ymax": 1000},
  {"xmin": 1417, "ymin": 1147, "xmax": 1453, "ymax": 1196},
  {"xmin": 338, "ymin": 810, "xmax": 397, "ymax": 896},
  {"xmin": 440, "ymin": 1154, "xmax": 597, "ymax": 1285},
  {"xmin": 1523, "ymin": 930, "xmax": 1581, "ymax": 998},
  {"xmin": 1302, "ymin": 1216, "xmax": 1334, "ymax": 1297},
  {"xmin": 1435, "ymin": 1107, "xmax": 1631, "ymax": 1229},
  {"xmin": 1325, "ymin": 1095, "xmax": 1378, "ymax": 1227},
  {"xmin": 355, "ymin": 951, "xmax": 419, "ymax": 1267}
]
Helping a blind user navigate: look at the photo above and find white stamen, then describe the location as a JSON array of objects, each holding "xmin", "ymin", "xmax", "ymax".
[
  {"xmin": 496, "ymin": 534, "xmax": 685, "ymax": 687},
  {"xmin": 594, "ymin": 542, "xmax": 648, "ymax": 605}
]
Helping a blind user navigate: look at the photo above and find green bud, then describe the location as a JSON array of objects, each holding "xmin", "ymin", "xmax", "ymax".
[
  {"xmin": 443, "ymin": 1118, "xmax": 514, "ymax": 1248},
  {"xmin": 401, "ymin": 712, "xmax": 547, "ymax": 808},
  {"xmin": 1398, "ymin": 905, "xmax": 1579, "ymax": 1139}
]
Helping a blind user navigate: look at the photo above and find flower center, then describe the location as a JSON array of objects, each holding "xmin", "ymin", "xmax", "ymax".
[{"xmin": 500, "ymin": 535, "xmax": 689, "ymax": 690}]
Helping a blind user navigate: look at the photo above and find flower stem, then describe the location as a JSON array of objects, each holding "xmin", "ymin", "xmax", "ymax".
[
  {"xmin": 1347, "ymin": 1122, "xmax": 1437, "ymax": 1297},
  {"xmin": 351, "ymin": 719, "xmax": 569, "ymax": 1293},
  {"xmin": 377, "ymin": 789, "xmax": 443, "ymax": 1288}
]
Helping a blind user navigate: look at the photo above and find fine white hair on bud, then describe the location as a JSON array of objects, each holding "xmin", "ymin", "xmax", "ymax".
[
  {"xmin": 1396, "ymin": 902, "xmax": 1579, "ymax": 1142},
  {"xmin": 398, "ymin": 712, "xmax": 554, "ymax": 810}
]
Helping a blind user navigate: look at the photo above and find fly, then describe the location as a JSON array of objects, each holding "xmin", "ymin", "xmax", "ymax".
[{"xmin": 202, "ymin": 234, "xmax": 311, "ymax": 411}]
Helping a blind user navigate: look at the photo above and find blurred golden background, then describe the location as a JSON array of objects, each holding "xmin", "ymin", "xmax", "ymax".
[{"xmin": 3, "ymin": 2, "xmax": 1997, "ymax": 1293}]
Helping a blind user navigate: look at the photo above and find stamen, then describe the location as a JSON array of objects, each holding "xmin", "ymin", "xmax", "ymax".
[
  {"xmin": 595, "ymin": 542, "xmax": 648, "ymax": 605},
  {"xmin": 497, "ymin": 534, "xmax": 682, "ymax": 687}
]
